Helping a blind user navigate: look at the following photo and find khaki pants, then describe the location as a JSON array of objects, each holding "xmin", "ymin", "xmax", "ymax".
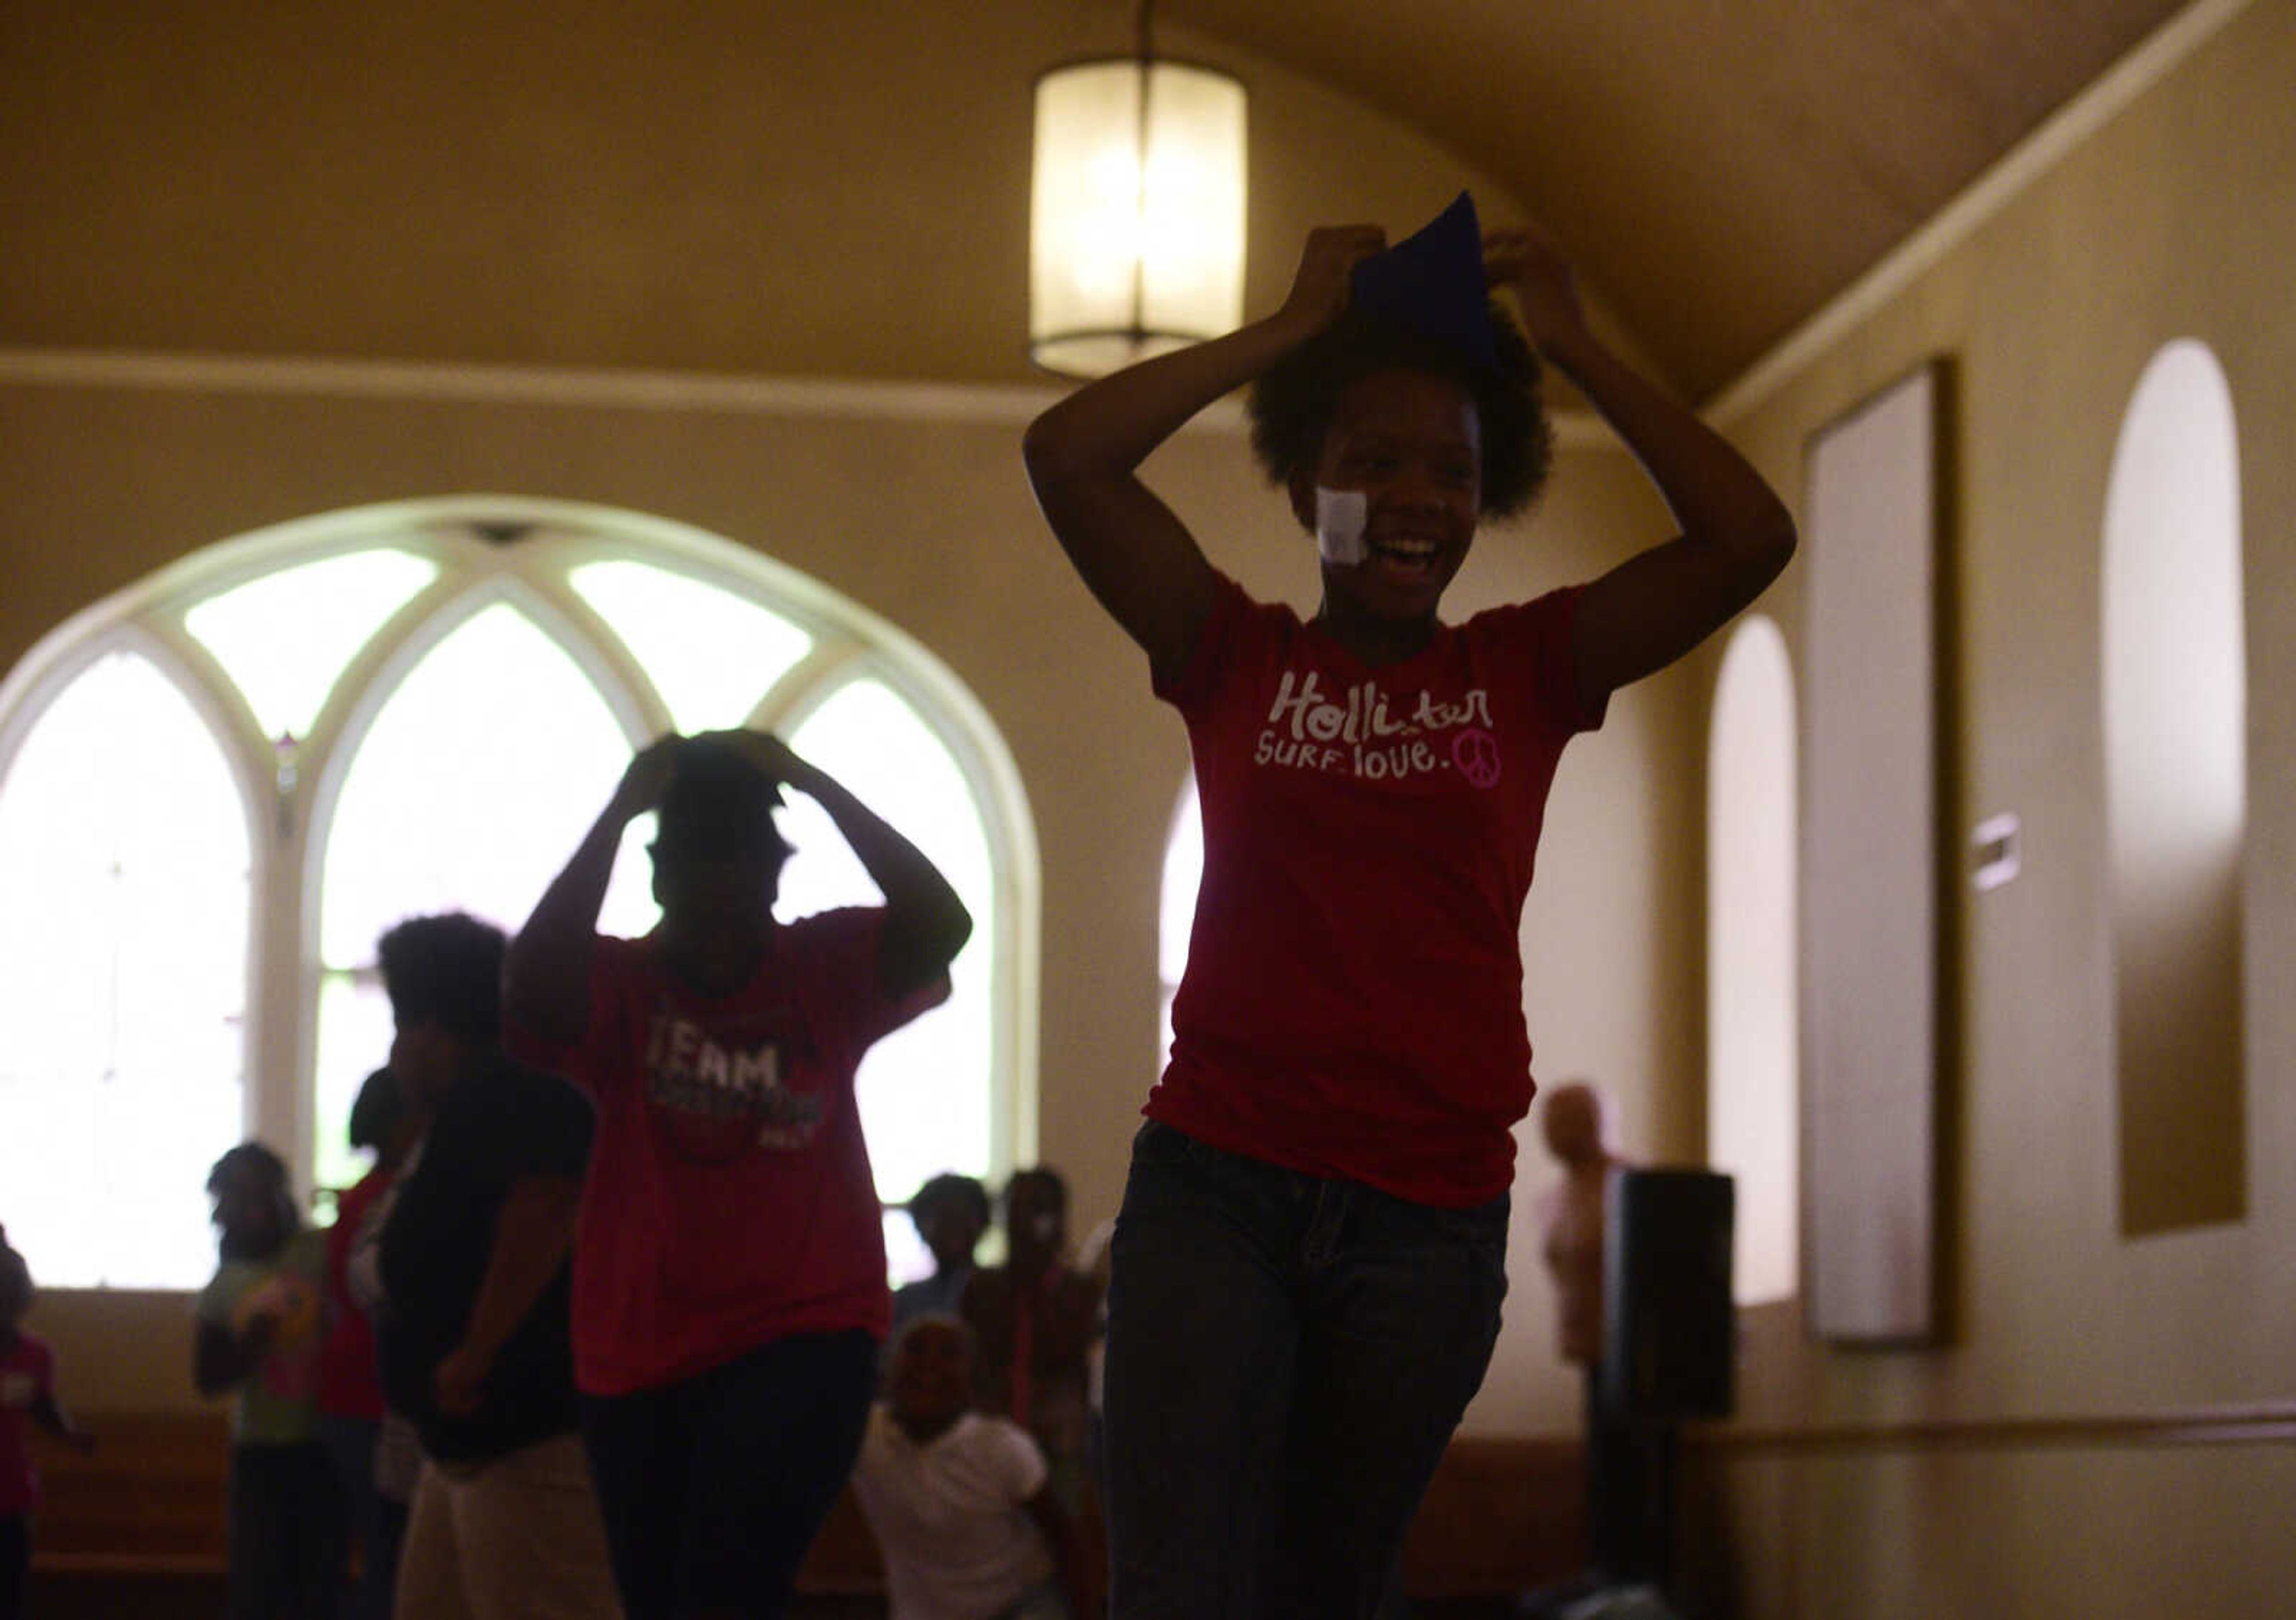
[{"xmin": 393, "ymin": 1432, "xmax": 621, "ymax": 1620}]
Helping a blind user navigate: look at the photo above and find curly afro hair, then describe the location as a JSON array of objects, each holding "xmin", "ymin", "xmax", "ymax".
[{"xmin": 1247, "ymin": 304, "xmax": 1553, "ymax": 521}]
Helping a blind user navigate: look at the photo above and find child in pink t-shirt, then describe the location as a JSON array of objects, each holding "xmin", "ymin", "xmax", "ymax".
[
  {"xmin": 2, "ymin": 1231, "xmax": 96, "ymax": 1620},
  {"xmin": 505, "ymin": 729, "xmax": 973, "ymax": 1620}
]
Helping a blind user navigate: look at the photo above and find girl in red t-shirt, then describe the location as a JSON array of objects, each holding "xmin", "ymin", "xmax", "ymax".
[
  {"xmin": 505, "ymin": 730, "xmax": 973, "ymax": 1620},
  {"xmin": 1023, "ymin": 194, "xmax": 1796, "ymax": 1615}
]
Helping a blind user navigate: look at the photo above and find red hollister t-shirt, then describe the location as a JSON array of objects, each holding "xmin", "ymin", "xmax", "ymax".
[
  {"xmin": 1151, "ymin": 574, "xmax": 1605, "ymax": 1206},
  {"xmin": 508, "ymin": 908, "xmax": 946, "ymax": 1396}
]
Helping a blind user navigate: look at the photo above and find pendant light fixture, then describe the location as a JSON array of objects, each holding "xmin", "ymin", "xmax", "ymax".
[{"xmin": 1028, "ymin": 0, "xmax": 1247, "ymax": 377}]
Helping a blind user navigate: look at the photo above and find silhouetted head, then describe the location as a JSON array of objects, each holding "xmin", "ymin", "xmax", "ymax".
[
  {"xmin": 1003, "ymin": 1167, "xmax": 1068, "ymax": 1276},
  {"xmin": 347, "ymin": 1066, "xmax": 404, "ymax": 1157},
  {"xmin": 649, "ymin": 738, "xmax": 794, "ymax": 933},
  {"xmin": 378, "ymin": 912, "xmax": 506, "ymax": 1107},
  {"xmin": 907, "ymin": 1173, "xmax": 990, "ymax": 1277},
  {"xmin": 207, "ymin": 1142, "xmax": 299, "ymax": 1263},
  {"xmin": 1541, "ymin": 1081, "xmax": 1611, "ymax": 1169}
]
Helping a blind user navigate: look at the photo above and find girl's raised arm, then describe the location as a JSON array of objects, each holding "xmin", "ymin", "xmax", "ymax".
[
  {"xmin": 1023, "ymin": 226, "xmax": 1384, "ymax": 686},
  {"xmin": 1486, "ymin": 225, "xmax": 1796, "ymax": 711}
]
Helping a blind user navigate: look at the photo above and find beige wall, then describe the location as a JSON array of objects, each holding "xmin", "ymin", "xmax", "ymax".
[{"xmin": 1691, "ymin": 0, "xmax": 2296, "ymax": 1613}]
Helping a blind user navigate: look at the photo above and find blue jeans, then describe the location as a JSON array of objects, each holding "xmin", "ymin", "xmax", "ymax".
[{"xmin": 1101, "ymin": 1120, "xmax": 1510, "ymax": 1619}]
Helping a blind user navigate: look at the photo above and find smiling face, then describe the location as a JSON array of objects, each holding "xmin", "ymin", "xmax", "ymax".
[{"xmin": 1294, "ymin": 368, "xmax": 1483, "ymax": 635}]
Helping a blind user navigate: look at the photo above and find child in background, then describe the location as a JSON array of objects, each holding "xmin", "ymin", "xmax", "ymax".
[
  {"xmin": 893, "ymin": 1174, "xmax": 990, "ymax": 1337},
  {"xmin": 1, "ymin": 1230, "xmax": 95, "ymax": 1620},
  {"xmin": 316, "ymin": 1069, "xmax": 415, "ymax": 1620},
  {"xmin": 851, "ymin": 1315, "xmax": 1094, "ymax": 1620},
  {"xmin": 961, "ymin": 1169, "xmax": 1100, "ymax": 1514},
  {"xmin": 194, "ymin": 1143, "xmax": 345, "ymax": 1620}
]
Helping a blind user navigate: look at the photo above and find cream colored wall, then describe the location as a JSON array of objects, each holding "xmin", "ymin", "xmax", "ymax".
[
  {"xmin": 1696, "ymin": 0, "xmax": 2296, "ymax": 1612},
  {"xmin": 0, "ymin": 1, "xmax": 1695, "ymax": 1433}
]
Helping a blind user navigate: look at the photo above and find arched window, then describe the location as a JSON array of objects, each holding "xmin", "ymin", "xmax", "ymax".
[
  {"xmin": 1706, "ymin": 616, "xmax": 1800, "ymax": 1304},
  {"xmin": 2102, "ymin": 340, "xmax": 2246, "ymax": 1237},
  {"xmin": 0, "ymin": 647, "xmax": 253, "ymax": 1288},
  {"xmin": 0, "ymin": 497, "xmax": 1037, "ymax": 1288}
]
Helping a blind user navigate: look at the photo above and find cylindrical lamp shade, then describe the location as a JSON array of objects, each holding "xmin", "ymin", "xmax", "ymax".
[{"xmin": 1030, "ymin": 58, "xmax": 1247, "ymax": 377}]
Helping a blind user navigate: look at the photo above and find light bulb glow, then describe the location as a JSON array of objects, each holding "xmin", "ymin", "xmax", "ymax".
[{"xmin": 1031, "ymin": 58, "xmax": 1246, "ymax": 377}]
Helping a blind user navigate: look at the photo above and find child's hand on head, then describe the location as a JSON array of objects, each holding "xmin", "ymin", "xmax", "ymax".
[
  {"xmin": 1482, "ymin": 223, "xmax": 1586, "ymax": 347},
  {"xmin": 1278, "ymin": 225, "xmax": 1387, "ymax": 337}
]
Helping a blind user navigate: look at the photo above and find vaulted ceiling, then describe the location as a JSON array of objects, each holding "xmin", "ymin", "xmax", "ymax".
[
  {"xmin": 1178, "ymin": 0, "xmax": 2195, "ymax": 398},
  {"xmin": 0, "ymin": 0, "xmax": 2202, "ymax": 404}
]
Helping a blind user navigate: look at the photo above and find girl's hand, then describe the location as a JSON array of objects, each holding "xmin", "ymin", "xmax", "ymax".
[
  {"xmin": 1275, "ymin": 225, "xmax": 1387, "ymax": 338},
  {"xmin": 694, "ymin": 729, "xmax": 824, "ymax": 798},
  {"xmin": 1484, "ymin": 224, "xmax": 1588, "ymax": 349}
]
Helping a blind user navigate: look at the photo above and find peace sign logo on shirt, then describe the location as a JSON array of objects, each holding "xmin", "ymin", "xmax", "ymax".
[{"xmin": 1451, "ymin": 728, "xmax": 1503, "ymax": 788}]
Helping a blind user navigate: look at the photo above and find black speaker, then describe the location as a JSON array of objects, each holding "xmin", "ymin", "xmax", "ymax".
[{"xmin": 1602, "ymin": 1169, "xmax": 1735, "ymax": 1422}]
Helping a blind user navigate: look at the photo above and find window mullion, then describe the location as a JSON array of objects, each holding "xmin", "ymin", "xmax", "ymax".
[{"xmin": 115, "ymin": 623, "xmax": 294, "ymax": 1193}]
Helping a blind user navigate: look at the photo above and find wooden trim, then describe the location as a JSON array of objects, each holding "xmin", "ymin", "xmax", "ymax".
[
  {"xmin": 34, "ymin": 1551, "xmax": 227, "ymax": 1578},
  {"xmin": 1688, "ymin": 1399, "xmax": 2296, "ymax": 1458},
  {"xmin": 0, "ymin": 345, "xmax": 1612, "ymax": 448}
]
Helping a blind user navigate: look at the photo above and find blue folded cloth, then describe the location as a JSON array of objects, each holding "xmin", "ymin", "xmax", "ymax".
[{"xmin": 1348, "ymin": 190, "xmax": 1500, "ymax": 371}]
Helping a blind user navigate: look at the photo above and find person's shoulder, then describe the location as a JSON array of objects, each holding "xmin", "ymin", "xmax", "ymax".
[
  {"xmin": 1157, "ymin": 571, "xmax": 1292, "ymax": 702},
  {"xmin": 499, "ymin": 1052, "xmax": 593, "ymax": 1107},
  {"xmin": 783, "ymin": 906, "xmax": 874, "ymax": 935},
  {"xmin": 968, "ymin": 1410, "xmax": 1034, "ymax": 1447},
  {"xmin": 338, "ymin": 1164, "xmax": 390, "ymax": 1216},
  {"xmin": 962, "ymin": 1264, "xmax": 1015, "ymax": 1306},
  {"xmin": 965, "ymin": 1412, "xmax": 1049, "ymax": 1483},
  {"xmin": 774, "ymin": 907, "xmax": 892, "ymax": 986},
  {"xmin": 581, "ymin": 932, "xmax": 656, "ymax": 991},
  {"xmin": 287, "ymin": 1227, "xmax": 329, "ymax": 1275},
  {"xmin": 195, "ymin": 1258, "xmax": 257, "ymax": 1316},
  {"xmin": 487, "ymin": 1057, "xmax": 597, "ymax": 1154},
  {"xmin": 1220, "ymin": 577, "xmax": 1304, "ymax": 644},
  {"xmin": 1460, "ymin": 582, "xmax": 1580, "ymax": 641}
]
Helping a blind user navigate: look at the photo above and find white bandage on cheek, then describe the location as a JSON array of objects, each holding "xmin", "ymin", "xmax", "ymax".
[{"xmin": 1315, "ymin": 487, "xmax": 1368, "ymax": 565}]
